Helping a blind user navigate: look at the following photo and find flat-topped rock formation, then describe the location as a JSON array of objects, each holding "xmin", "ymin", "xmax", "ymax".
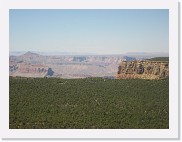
[{"xmin": 116, "ymin": 60, "xmax": 169, "ymax": 79}]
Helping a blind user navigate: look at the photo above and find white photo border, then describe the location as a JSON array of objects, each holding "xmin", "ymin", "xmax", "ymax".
[{"xmin": 0, "ymin": 0, "xmax": 179, "ymax": 139}]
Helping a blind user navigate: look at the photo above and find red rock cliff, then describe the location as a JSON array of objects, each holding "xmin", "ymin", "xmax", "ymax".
[{"xmin": 116, "ymin": 60, "xmax": 169, "ymax": 79}]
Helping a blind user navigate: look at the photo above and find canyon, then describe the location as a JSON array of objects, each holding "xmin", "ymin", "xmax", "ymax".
[{"xmin": 9, "ymin": 52, "xmax": 169, "ymax": 79}]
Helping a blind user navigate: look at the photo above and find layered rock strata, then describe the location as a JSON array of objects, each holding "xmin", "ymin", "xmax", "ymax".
[
  {"xmin": 9, "ymin": 62, "xmax": 54, "ymax": 77},
  {"xmin": 116, "ymin": 61, "xmax": 169, "ymax": 79}
]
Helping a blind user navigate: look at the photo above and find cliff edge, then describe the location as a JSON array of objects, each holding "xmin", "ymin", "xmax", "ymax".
[{"xmin": 116, "ymin": 60, "xmax": 169, "ymax": 79}]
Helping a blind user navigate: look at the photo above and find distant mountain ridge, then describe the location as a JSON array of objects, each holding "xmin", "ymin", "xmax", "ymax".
[
  {"xmin": 10, "ymin": 51, "xmax": 169, "ymax": 57},
  {"xmin": 23, "ymin": 51, "xmax": 39, "ymax": 56},
  {"xmin": 10, "ymin": 51, "xmax": 97, "ymax": 56}
]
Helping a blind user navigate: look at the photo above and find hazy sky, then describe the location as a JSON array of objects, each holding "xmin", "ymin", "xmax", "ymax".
[{"xmin": 9, "ymin": 9, "xmax": 169, "ymax": 54}]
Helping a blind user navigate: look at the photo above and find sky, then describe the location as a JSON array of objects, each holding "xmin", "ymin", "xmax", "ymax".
[{"xmin": 9, "ymin": 9, "xmax": 169, "ymax": 54}]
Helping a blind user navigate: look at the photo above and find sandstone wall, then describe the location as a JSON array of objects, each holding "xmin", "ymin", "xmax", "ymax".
[{"xmin": 116, "ymin": 61, "xmax": 169, "ymax": 79}]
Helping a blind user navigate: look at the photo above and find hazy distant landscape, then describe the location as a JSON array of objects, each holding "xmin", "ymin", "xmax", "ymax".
[{"xmin": 9, "ymin": 51, "xmax": 168, "ymax": 79}]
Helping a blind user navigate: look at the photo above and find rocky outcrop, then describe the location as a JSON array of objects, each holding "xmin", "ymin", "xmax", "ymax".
[
  {"xmin": 9, "ymin": 62, "xmax": 54, "ymax": 78},
  {"xmin": 116, "ymin": 60, "xmax": 169, "ymax": 79}
]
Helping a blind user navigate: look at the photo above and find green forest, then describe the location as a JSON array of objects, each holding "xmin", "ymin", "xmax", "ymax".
[
  {"xmin": 9, "ymin": 77, "xmax": 169, "ymax": 129},
  {"xmin": 147, "ymin": 57, "xmax": 169, "ymax": 61}
]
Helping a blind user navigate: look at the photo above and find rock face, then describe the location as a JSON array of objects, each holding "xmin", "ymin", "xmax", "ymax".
[
  {"xmin": 116, "ymin": 60, "xmax": 169, "ymax": 79},
  {"xmin": 9, "ymin": 62, "xmax": 54, "ymax": 78}
]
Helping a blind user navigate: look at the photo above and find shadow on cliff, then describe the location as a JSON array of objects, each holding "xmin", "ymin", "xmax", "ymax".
[{"xmin": 47, "ymin": 68, "xmax": 54, "ymax": 76}]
